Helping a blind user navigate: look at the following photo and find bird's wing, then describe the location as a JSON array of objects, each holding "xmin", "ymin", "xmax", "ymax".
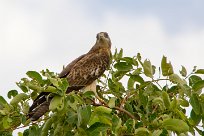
[
  {"xmin": 58, "ymin": 54, "xmax": 86, "ymax": 78},
  {"xmin": 66, "ymin": 49, "xmax": 110, "ymax": 92}
]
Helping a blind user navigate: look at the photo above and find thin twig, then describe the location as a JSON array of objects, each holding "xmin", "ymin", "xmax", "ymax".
[
  {"xmin": 152, "ymin": 78, "xmax": 163, "ymax": 89},
  {"xmin": 114, "ymin": 106, "xmax": 136, "ymax": 120},
  {"xmin": 151, "ymin": 78, "xmax": 169, "ymax": 82},
  {"xmin": 120, "ymin": 92, "xmax": 131, "ymax": 108},
  {"xmin": 91, "ymin": 91, "xmax": 136, "ymax": 120}
]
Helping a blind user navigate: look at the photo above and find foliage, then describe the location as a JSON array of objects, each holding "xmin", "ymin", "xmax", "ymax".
[{"xmin": 0, "ymin": 49, "xmax": 204, "ymax": 136}]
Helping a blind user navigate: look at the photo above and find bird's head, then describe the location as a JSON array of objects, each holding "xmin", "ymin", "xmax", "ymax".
[
  {"xmin": 96, "ymin": 32, "xmax": 111, "ymax": 49},
  {"xmin": 89, "ymin": 32, "xmax": 111, "ymax": 53}
]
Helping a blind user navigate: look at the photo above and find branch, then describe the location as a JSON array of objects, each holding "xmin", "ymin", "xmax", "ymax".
[
  {"xmin": 91, "ymin": 92, "xmax": 136, "ymax": 120},
  {"xmin": 114, "ymin": 106, "xmax": 136, "ymax": 120},
  {"xmin": 119, "ymin": 92, "xmax": 131, "ymax": 108}
]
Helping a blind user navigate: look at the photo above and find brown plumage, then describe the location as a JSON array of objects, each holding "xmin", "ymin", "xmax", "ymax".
[{"xmin": 28, "ymin": 32, "xmax": 112, "ymax": 121}]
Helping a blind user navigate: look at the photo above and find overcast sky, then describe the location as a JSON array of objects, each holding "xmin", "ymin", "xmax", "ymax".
[
  {"xmin": 1, "ymin": 0, "xmax": 204, "ymax": 97},
  {"xmin": 1, "ymin": 0, "xmax": 204, "ymax": 135}
]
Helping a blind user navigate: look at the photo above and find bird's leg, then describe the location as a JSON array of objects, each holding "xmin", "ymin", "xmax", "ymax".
[{"xmin": 83, "ymin": 80, "xmax": 106, "ymax": 105}]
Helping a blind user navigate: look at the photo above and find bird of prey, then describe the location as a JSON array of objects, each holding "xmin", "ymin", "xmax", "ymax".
[{"xmin": 28, "ymin": 32, "xmax": 112, "ymax": 121}]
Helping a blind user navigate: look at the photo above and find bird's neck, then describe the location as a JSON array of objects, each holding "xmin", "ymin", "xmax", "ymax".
[{"xmin": 88, "ymin": 42, "xmax": 110, "ymax": 53}]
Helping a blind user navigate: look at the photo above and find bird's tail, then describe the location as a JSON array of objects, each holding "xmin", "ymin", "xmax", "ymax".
[
  {"xmin": 28, "ymin": 92, "xmax": 51, "ymax": 121},
  {"xmin": 28, "ymin": 87, "xmax": 80, "ymax": 121}
]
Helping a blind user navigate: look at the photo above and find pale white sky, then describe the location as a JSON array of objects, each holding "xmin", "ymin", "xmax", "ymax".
[
  {"xmin": 1, "ymin": 0, "xmax": 204, "ymax": 102},
  {"xmin": 0, "ymin": 1, "xmax": 204, "ymax": 134}
]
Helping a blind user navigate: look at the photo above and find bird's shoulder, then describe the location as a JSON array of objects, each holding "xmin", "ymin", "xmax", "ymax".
[
  {"xmin": 58, "ymin": 54, "xmax": 86, "ymax": 78},
  {"xmin": 58, "ymin": 48, "xmax": 110, "ymax": 78}
]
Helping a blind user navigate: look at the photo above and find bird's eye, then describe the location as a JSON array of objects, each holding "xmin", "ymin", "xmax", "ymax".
[{"xmin": 104, "ymin": 32, "xmax": 109, "ymax": 38}]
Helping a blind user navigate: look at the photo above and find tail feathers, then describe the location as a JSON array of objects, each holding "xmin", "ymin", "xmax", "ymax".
[
  {"xmin": 28, "ymin": 92, "xmax": 51, "ymax": 121},
  {"xmin": 29, "ymin": 100, "xmax": 50, "ymax": 121},
  {"xmin": 28, "ymin": 87, "xmax": 81, "ymax": 121},
  {"xmin": 29, "ymin": 92, "xmax": 49, "ymax": 112}
]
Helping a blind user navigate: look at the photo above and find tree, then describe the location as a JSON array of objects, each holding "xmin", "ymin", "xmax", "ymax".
[{"xmin": 0, "ymin": 49, "xmax": 204, "ymax": 136}]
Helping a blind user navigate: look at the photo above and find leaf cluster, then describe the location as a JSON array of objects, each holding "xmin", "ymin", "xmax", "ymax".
[{"xmin": 0, "ymin": 49, "xmax": 204, "ymax": 136}]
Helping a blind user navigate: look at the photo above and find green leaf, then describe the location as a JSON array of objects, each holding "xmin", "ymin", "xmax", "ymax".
[
  {"xmin": 41, "ymin": 118, "xmax": 53, "ymax": 136},
  {"xmin": 21, "ymin": 115, "xmax": 27, "ymax": 125},
  {"xmin": 49, "ymin": 95, "xmax": 64, "ymax": 111},
  {"xmin": 113, "ymin": 71, "xmax": 127, "ymax": 81},
  {"xmin": 180, "ymin": 65, "xmax": 187, "ymax": 77},
  {"xmin": 169, "ymin": 74, "xmax": 186, "ymax": 85},
  {"xmin": 22, "ymin": 129, "xmax": 29, "ymax": 136},
  {"xmin": 27, "ymin": 83, "xmax": 43, "ymax": 92},
  {"xmin": 124, "ymin": 102, "xmax": 134, "ymax": 115},
  {"xmin": 44, "ymin": 86, "xmax": 58, "ymax": 93},
  {"xmin": 113, "ymin": 48, "xmax": 118, "ymax": 60},
  {"xmin": 175, "ymin": 109, "xmax": 188, "ymax": 121},
  {"xmin": 124, "ymin": 119, "xmax": 134, "ymax": 133},
  {"xmin": 145, "ymin": 82, "xmax": 161, "ymax": 94},
  {"xmin": 10, "ymin": 93, "xmax": 29, "ymax": 105},
  {"xmin": 119, "ymin": 57, "xmax": 134, "ymax": 65},
  {"xmin": 127, "ymin": 77, "xmax": 135, "ymax": 90},
  {"xmin": 18, "ymin": 132, "xmax": 23, "ymax": 136},
  {"xmin": 129, "ymin": 75, "xmax": 144, "ymax": 85},
  {"xmin": 22, "ymin": 102, "xmax": 30, "ymax": 114},
  {"xmin": 152, "ymin": 130, "xmax": 163, "ymax": 136},
  {"xmin": 114, "ymin": 62, "xmax": 133, "ymax": 71},
  {"xmin": 53, "ymin": 124, "xmax": 63, "ymax": 136},
  {"xmin": 170, "ymin": 97, "xmax": 178, "ymax": 110},
  {"xmin": 26, "ymin": 71, "xmax": 43, "ymax": 83},
  {"xmin": 88, "ymin": 114, "xmax": 100, "ymax": 126},
  {"xmin": 181, "ymin": 84, "xmax": 191, "ymax": 97},
  {"xmin": 190, "ymin": 109, "xmax": 201, "ymax": 126},
  {"xmin": 179, "ymin": 98, "xmax": 189, "ymax": 107},
  {"xmin": 112, "ymin": 115, "xmax": 122, "ymax": 134},
  {"xmin": 78, "ymin": 105, "xmax": 91, "ymax": 128},
  {"xmin": 189, "ymin": 75, "xmax": 202, "ymax": 86},
  {"xmin": 135, "ymin": 127, "xmax": 150, "ymax": 136},
  {"xmin": 118, "ymin": 48, "xmax": 123, "ymax": 59},
  {"xmin": 200, "ymin": 94, "xmax": 204, "ymax": 116},
  {"xmin": 192, "ymin": 80, "xmax": 204, "ymax": 92},
  {"xmin": 195, "ymin": 69, "xmax": 204, "ymax": 74},
  {"xmin": 57, "ymin": 78, "xmax": 69, "ymax": 92},
  {"xmin": 108, "ymin": 79, "xmax": 125, "ymax": 97},
  {"xmin": 137, "ymin": 53, "xmax": 142, "ymax": 61},
  {"xmin": 162, "ymin": 119, "xmax": 189, "ymax": 133},
  {"xmin": 152, "ymin": 97, "xmax": 165, "ymax": 111},
  {"xmin": 190, "ymin": 94, "xmax": 201, "ymax": 115},
  {"xmin": 98, "ymin": 115, "xmax": 112, "ymax": 126},
  {"xmin": 95, "ymin": 106, "xmax": 112, "ymax": 114},
  {"xmin": 83, "ymin": 91, "xmax": 95, "ymax": 98},
  {"xmin": 161, "ymin": 56, "xmax": 174, "ymax": 76},
  {"xmin": 139, "ymin": 90, "xmax": 148, "ymax": 108},
  {"xmin": 108, "ymin": 97, "xmax": 116, "ymax": 108},
  {"xmin": 7, "ymin": 90, "xmax": 18, "ymax": 99},
  {"xmin": 152, "ymin": 65, "xmax": 156, "ymax": 75},
  {"xmin": 2, "ymin": 116, "xmax": 12, "ymax": 129},
  {"xmin": 87, "ymin": 122, "xmax": 110, "ymax": 136},
  {"xmin": 17, "ymin": 84, "xmax": 29, "ymax": 93},
  {"xmin": 29, "ymin": 125, "xmax": 40, "ymax": 136},
  {"xmin": 132, "ymin": 68, "xmax": 142, "ymax": 75},
  {"xmin": 0, "ymin": 96, "xmax": 8, "ymax": 107},
  {"xmin": 127, "ymin": 75, "xmax": 144, "ymax": 90},
  {"xmin": 77, "ymin": 127, "xmax": 88, "ymax": 136},
  {"xmin": 143, "ymin": 59, "xmax": 153, "ymax": 78},
  {"xmin": 66, "ymin": 111, "xmax": 77, "ymax": 125},
  {"xmin": 49, "ymin": 78, "xmax": 59, "ymax": 88},
  {"xmin": 162, "ymin": 91, "xmax": 170, "ymax": 109}
]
